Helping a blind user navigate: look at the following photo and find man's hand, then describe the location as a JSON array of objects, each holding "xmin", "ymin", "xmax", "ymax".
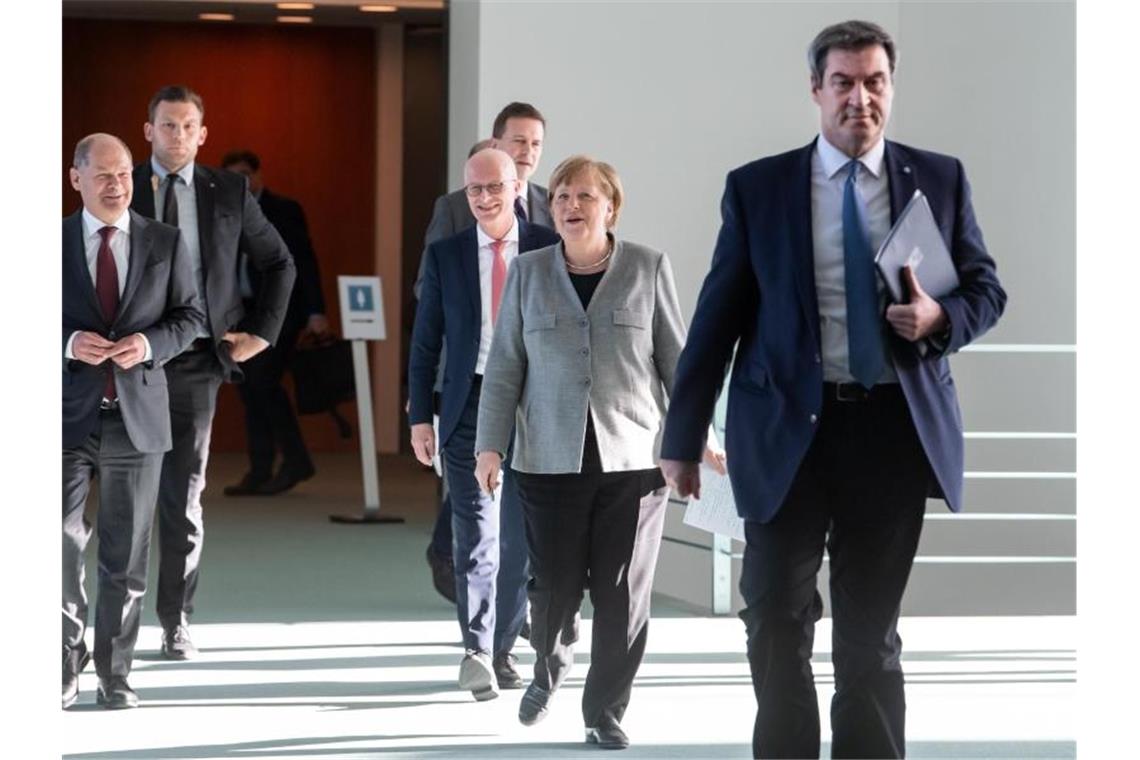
[
  {"xmin": 305, "ymin": 314, "xmax": 331, "ymax": 336},
  {"xmin": 411, "ymin": 423, "xmax": 436, "ymax": 467},
  {"xmin": 72, "ymin": 332, "xmax": 115, "ymax": 365},
  {"xmin": 660, "ymin": 458, "xmax": 702, "ymax": 499},
  {"xmin": 108, "ymin": 334, "xmax": 147, "ymax": 369},
  {"xmin": 885, "ymin": 266, "xmax": 948, "ymax": 341},
  {"xmin": 222, "ymin": 332, "xmax": 270, "ymax": 363},
  {"xmin": 475, "ymin": 451, "xmax": 503, "ymax": 496}
]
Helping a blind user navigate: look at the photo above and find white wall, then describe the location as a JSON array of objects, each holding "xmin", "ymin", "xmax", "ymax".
[{"xmin": 451, "ymin": 0, "xmax": 1076, "ymax": 614}]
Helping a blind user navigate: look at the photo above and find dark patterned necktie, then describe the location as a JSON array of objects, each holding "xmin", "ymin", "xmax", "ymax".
[
  {"xmin": 163, "ymin": 174, "xmax": 180, "ymax": 227},
  {"xmin": 96, "ymin": 226, "xmax": 120, "ymax": 400},
  {"xmin": 513, "ymin": 195, "xmax": 527, "ymax": 222}
]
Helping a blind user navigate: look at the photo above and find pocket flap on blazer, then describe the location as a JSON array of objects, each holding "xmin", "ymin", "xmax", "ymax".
[
  {"xmin": 142, "ymin": 367, "xmax": 168, "ymax": 386},
  {"xmin": 613, "ymin": 309, "xmax": 650, "ymax": 328},
  {"xmin": 525, "ymin": 312, "xmax": 557, "ymax": 331}
]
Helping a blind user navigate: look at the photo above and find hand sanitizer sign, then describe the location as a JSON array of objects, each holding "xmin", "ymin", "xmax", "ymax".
[{"xmin": 338, "ymin": 276, "xmax": 386, "ymax": 340}]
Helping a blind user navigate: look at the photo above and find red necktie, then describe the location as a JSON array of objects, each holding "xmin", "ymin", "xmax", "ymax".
[
  {"xmin": 96, "ymin": 226, "xmax": 120, "ymax": 400},
  {"xmin": 490, "ymin": 239, "xmax": 507, "ymax": 325}
]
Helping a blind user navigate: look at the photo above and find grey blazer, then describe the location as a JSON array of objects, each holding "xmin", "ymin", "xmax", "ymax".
[{"xmin": 476, "ymin": 238, "xmax": 686, "ymax": 474}]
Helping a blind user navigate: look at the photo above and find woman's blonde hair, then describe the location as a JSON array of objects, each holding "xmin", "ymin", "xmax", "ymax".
[{"xmin": 547, "ymin": 155, "xmax": 624, "ymax": 229}]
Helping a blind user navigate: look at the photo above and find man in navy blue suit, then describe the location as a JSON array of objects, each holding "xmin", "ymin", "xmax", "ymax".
[
  {"xmin": 408, "ymin": 148, "xmax": 559, "ymax": 701},
  {"xmin": 661, "ymin": 20, "xmax": 1006, "ymax": 759}
]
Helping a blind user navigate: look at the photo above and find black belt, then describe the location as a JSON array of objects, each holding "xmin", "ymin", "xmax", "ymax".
[
  {"xmin": 185, "ymin": 338, "xmax": 214, "ymax": 352},
  {"xmin": 823, "ymin": 382, "xmax": 902, "ymax": 403}
]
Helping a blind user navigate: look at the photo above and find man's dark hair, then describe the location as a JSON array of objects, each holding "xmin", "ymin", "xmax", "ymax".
[
  {"xmin": 491, "ymin": 102, "xmax": 545, "ymax": 139},
  {"xmin": 808, "ymin": 20, "xmax": 897, "ymax": 87},
  {"xmin": 221, "ymin": 149, "xmax": 261, "ymax": 171},
  {"xmin": 147, "ymin": 85, "xmax": 206, "ymax": 122}
]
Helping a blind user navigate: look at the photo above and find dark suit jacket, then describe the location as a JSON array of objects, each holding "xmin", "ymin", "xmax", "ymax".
[
  {"xmin": 415, "ymin": 183, "xmax": 553, "ymax": 299},
  {"xmin": 254, "ymin": 187, "xmax": 325, "ymax": 335},
  {"xmin": 661, "ymin": 139, "xmax": 1007, "ymax": 521},
  {"xmin": 131, "ymin": 162, "xmax": 296, "ymax": 380},
  {"xmin": 408, "ymin": 220, "xmax": 560, "ymax": 449},
  {"xmin": 63, "ymin": 209, "xmax": 205, "ymax": 453}
]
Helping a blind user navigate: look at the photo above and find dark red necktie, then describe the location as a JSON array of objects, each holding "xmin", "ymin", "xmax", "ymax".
[{"xmin": 96, "ymin": 226, "xmax": 120, "ymax": 400}]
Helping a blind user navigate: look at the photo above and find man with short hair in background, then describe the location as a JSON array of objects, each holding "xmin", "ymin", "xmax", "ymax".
[{"xmin": 131, "ymin": 85, "xmax": 295, "ymax": 661}]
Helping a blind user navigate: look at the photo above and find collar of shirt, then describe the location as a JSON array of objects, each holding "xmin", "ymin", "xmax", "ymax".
[
  {"xmin": 150, "ymin": 155, "xmax": 196, "ymax": 186},
  {"xmin": 476, "ymin": 216, "xmax": 520, "ymax": 250},
  {"xmin": 816, "ymin": 132, "xmax": 885, "ymax": 180},
  {"xmin": 517, "ymin": 181, "xmax": 529, "ymax": 205},
  {"xmin": 81, "ymin": 207, "xmax": 130, "ymax": 241}
]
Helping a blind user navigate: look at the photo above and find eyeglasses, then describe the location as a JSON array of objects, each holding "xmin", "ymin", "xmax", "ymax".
[{"xmin": 464, "ymin": 181, "xmax": 509, "ymax": 198}]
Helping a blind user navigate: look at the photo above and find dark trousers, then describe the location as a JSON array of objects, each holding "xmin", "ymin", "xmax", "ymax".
[
  {"xmin": 156, "ymin": 348, "xmax": 224, "ymax": 628},
  {"xmin": 739, "ymin": 385, "xmax": 929, "ymax": 759},
  {"xmin": 236, "ymin": 318, "xmax": 313, "ymax": 480},
  {"xmin": 442, "ymin": 380, "xmax": 528, "ymax": 655},
  {"xmin": 63, "ymin": 409, "xmax": 162, "ymax": 679},
  {"xmin": 515, "ymin": 469, "xmax": 668, "ymax": 728}
]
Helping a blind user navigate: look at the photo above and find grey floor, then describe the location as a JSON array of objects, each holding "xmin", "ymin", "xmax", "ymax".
[{"xmin": 61, "ymin": 452, "xmax": 1076, "ymax": 759}]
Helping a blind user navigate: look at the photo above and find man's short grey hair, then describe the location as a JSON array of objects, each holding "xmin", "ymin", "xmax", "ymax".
[
  {"xmin": 808, "ymin": 20, "xmax": 897, "ymax": 87},
  {"xmin": 73, "ymin": 133, "xmax": 133, "ymax": 168}
]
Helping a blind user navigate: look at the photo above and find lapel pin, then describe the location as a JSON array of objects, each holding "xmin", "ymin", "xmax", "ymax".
[{"xmin": 902, "ymin": 166, "xmax": 912, "ymax": 174}]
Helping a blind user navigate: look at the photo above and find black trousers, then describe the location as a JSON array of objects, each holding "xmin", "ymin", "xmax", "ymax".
[
  {"xmin": 515, "ymin": 468, "xmax": 668, "ymax": 728},
  {"xmin": 236, "ymin": 318, "xmax": 313, "ymax": 480},
  {"xmin": 63, "ymin": 409, "xmax": 163, "ymax": 679},
  {"xmin": 156, "ymin": 347, "xmax": 224, "ymax": 628},
  {"xmin": 739, "ymin": 385, "xmax": 929, "ymax": 759}
]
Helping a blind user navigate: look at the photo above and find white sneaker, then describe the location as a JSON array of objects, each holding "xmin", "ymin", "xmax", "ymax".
[{"xmin": 458, "ymin": 651, "xmax": 499, "ymax": 701}]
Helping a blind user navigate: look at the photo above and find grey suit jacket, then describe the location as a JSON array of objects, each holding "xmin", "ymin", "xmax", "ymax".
[
  {"xmin": 415, "ymin": 183, "xmax": 552, "ymax": 299},
  {"xmin": 476, "ymin": 238, "xmax": 686, "ymax": 474},
  {"xmin": 63, "ymin": 209, "xmax": 205, "ymax": 453}
]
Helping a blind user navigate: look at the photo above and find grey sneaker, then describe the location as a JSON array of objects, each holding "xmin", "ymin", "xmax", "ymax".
[
  {"xmin": 161, "ymin": 625, "xmax": 198, "ymax": 660},
  {"xmin": 458, "ymin": 650, "xmax": 498, "ymax": 701}
]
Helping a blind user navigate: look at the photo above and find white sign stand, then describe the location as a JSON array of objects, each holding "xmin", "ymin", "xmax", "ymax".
[{"xmin": 329, "ymin": 276, "xmax": 403, "ymax": 525}]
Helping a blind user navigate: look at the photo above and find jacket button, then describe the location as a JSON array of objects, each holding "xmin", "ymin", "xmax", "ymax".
[
  {"xmin": 810, "ymin": 414, "xmax": 818, "ymax": 424},
  {"xmin": 814, "ymin": 353, "xmax": 821, "ymax": 364},
  {"xmin": 584, "ymin": 378, "xmax": 591, "ymax": 386},
  {"xmin": 108, "ymin": 331, "xmax": 118, "ymax": 340},
  {"xmin": 579, "ymin": 318, "xmax": 588, "ymax": 327},
  {"xmin": 581, "ymin": 347, "xmax": 589, "ymax": 355}
]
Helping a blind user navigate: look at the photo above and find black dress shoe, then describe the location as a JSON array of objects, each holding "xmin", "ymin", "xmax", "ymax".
[
  {"xmin": 62, "ymin": 645, "xmax": 91, "ymax": 709},
  {"xmin": 256, "ymin": 464, "xmax": 316, "ymax": 495},
  {"xmin": 518, "ymin": 681, "xmax": 553, "ymax": 726},
  {"xmin": 493, "ymin": 652, "xmax": 524, "ymax": 689},
  {"xmin": 425, "ymin": 545, "xmax": 457, "ymax": 604},
  {"xmin": 586, "ymin": 714, "xmax": 630, "ymax": 749},
  {"xmin": 223, "ymin": 472, "xmax": 270, "ymax": 496},
  {"xmin": 96, "ymin": 676, "xmax": 139, "ymax": 709},
  {"xmin": 161, "ymin": 624, "xmax": 198, "ymax": 660}
]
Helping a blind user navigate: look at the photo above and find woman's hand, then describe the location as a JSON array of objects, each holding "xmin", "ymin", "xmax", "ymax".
[
  {"xmin": 475, "ymin": 451, "xmax": 503, "ymax": 496},
  {"xmin": 702, "ymin": 445, "xmax": 727, "ymax": 476}
]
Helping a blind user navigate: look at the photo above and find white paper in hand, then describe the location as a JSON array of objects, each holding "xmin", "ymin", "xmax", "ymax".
[
  {"xmin": 432, "ymin": 414, "xmax": 442, "ymax": 477},
  {"xmin": 681, "ymin": 463, "xmax": 744, "ymax": 541}
]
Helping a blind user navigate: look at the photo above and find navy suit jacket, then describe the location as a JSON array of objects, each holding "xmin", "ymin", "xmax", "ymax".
[
  {"xmin": 661, "ymin": 139, "xmax": 1007, "ymax": 522},
  {"xmin": 408, "ymin": 220, "xmax": 560, "ymax": 449}
]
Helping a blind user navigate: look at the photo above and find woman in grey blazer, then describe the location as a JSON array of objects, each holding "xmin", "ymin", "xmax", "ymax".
[{"xmin": 475, "ymin": 156, "xmax": 724, "ymax": 749}]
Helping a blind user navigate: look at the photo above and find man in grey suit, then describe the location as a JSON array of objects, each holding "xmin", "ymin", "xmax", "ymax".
[
  {"xmin": 418, "ymin": 102, "xmax": 551, "ymax": 601},
  {"xmin": 131, "ymin": 85, "xmax": 296, "ymax": 660},
  {"xmin": 63, "ymin": 133, "xmax": 204, "ymax": 709}
]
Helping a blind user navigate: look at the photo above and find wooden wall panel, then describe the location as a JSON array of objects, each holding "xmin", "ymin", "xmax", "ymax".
[{"xmin": 62, "ymin": 18, "xmax": 380, "ymax": 452}]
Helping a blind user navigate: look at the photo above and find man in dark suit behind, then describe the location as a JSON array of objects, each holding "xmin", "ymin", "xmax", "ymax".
[
  {"xmin": 131, "ymin": 85, "xmax": 296, "ymax": 660},
  {"xmin": 417, "ymin": 102, "xmax": 551, "ymax": 601},
  {"xmin": 660, "ymin": 21, "xmax": 1007, "ymax": 759},
  {"xmin": 63, "ymin": 133, "xmax": 204, "ymax": 709},
  {"xmin": 220, "ymin": 149, "xmax": 329, "ymax": 496},
  {"xmin": 409, "ymin": 148, "xmax": 559, "ymax": 700}
]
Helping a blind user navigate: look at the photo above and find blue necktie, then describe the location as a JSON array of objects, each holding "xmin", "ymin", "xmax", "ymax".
[
  {"xmin": 842, "ymin": 160, "xmax": 885, "ymax": 389},
  {"xmin": 514, "ymin": 195, "xmax": 528, "ymax": 222}
]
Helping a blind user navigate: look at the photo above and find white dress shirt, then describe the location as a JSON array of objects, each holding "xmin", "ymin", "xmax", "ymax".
[
  {"xmin": 64, "ymin": 208, "xmax": 152, "ymax": 363},
  {"xmin": 810, "ymin": 133, "xmax": 898, "ymax": 384},
  {"xmin": 474, "ymin": 218, "xmax": 520, "ymax": 375}
]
